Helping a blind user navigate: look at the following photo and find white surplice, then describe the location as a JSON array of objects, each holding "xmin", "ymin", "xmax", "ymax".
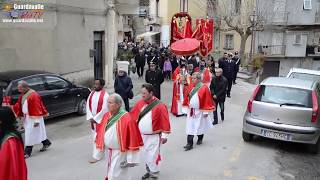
[
  {"xmin": 22, "ymin": 100, "xmax": 47, "ymax": 146},
  {"xmin": 95, "ymin": 123, "xmax": 140, "ymax": 180},
  {"xmin": 186, "ymin": 87, "xmax": 213, "ymax": 135},
  {"xmin": 138, "ymin": 105, "xmax": 169, "ymax": 173},
  {"xmin": 86, "ymin": 90, "xmax": 109, "ymax": 160}
]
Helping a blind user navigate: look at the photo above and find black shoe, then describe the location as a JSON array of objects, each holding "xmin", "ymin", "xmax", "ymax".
[
  {"xmin": 184, "ymin": 144, "xmax": 193, "ymax": 151},
  {"xmin": 142, "ymin": 173, "xmax": 150, "ymax": 180},
  {"xmin": 227, "ymin": 94, "xmax": 231, "ymax": 98},
  {"xmin": 40, "ymin": 141, "xmax": 52, "ymax": 152},
  {"xmin": 196, "ymin": 140, "xmax": 202, "ymax": 145},
  {"xmin": 212, "ymin": 122, "xmax": 218, "ymax": 125},
  {"xmin": 221, "ymin": 114, "xmax": 224, "ymax": 121}
]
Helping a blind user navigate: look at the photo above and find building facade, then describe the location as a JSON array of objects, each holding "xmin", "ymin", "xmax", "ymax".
[
  {"xmin": 0, "ymin": 0, "xmax": 140, "ymax": 86},
  {"xmin": 211, "ymin": 0, "xmax": 253, "ymax": 60},
  {"xmin": 256, "ymin": 0, "xmax": 320, "ymax": 80}
]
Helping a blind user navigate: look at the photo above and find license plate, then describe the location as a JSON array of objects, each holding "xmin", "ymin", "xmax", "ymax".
[{"xmin": 261, "ymin": 129, "xmax": 292, "ymax": 141}]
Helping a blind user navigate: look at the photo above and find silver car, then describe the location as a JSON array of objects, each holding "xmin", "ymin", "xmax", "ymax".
[{"xmin": 242, "ymin": 77, "xmax": 320, "ymax": 153}]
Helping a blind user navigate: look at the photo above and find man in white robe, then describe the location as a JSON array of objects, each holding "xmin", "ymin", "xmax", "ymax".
[
  {"xmin": 12, "ymin": 81, "xmax": 51, "ymax": 158},
  {"xmin": 130, "ymin": 83, "xmax": 171, "ymax": 179},
  {"xmin": 95, "ymin": 94, "xmax": 143, "ymax": 180},
  {"xmin": 86, "ymin": 79, "xmax": 109, "ymax": 163},
  {"xmin": 183, "ymin": 72, "xmax": 215, "ymax": 151}
]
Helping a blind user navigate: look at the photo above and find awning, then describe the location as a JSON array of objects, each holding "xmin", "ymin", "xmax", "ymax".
[{"xmin": 136, "ymin": 31, "xmax": 160, "ymax": 39}]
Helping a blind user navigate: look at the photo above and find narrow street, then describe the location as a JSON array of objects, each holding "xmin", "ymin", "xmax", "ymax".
[{"xmin": 26, "ymin": 74, "xmax": 320, "ymax": 180}]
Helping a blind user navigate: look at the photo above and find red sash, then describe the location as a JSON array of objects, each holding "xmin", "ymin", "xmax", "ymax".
[{"xmin": 89, "ymin": 90, "xmax": 106, "ymax": 114}]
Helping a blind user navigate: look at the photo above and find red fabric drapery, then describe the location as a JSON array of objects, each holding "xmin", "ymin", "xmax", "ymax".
[{"xmin": 170, "ymin": 12, "xmax": 214, "ymax": 57}]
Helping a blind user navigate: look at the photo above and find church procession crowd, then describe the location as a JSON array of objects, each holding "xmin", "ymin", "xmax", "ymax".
[{"xmin": 0, "ymin": 41, "xmax": 241, "ymax": 180}]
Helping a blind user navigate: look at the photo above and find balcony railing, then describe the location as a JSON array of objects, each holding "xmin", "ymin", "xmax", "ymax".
[{"xmin": 258, "ymin": 45, "xmax": 286, "ymax": 56}]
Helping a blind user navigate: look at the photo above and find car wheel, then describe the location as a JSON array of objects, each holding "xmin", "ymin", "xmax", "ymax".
[
  {"xmin": 77, "ymin": 98, "xmax": 87, "ymax": 115},
  {"xmin": 308, "ymin": 138, "xmax": 320, "ymax": 154},
  {"xmin": 242, "ymin": 131, "xmax": 253, "ymax": 142}
]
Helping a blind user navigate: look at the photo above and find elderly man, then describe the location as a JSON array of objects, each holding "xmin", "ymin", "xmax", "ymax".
[
  {"xmin": 95, "ymin": 94, "xmax": 143, "ymax": 180},
  {"xmin": 210, "ymin": 68, "xmax": 228, "ymax": 124},
  {"xmin": 86, "ymin": 79, "xmax": 109, "ymax": 163},
  {"xmin": 12, "ymin": 81, "xmax": 51, "ymax": 158},
  {"xmin": 130, "ymin": 83, "xmax": 171, "ymax": 179},
  {"xmin": 183, "ymin": 72, "xmax": 215, "ymax": 151}
]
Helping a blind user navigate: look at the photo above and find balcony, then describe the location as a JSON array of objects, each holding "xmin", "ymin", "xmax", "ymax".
[
  {"xmin": 265, "ymin": 11, "xmax": 288, "ymax": 25},
  {"xmin": 258, "ymin": 45, "xmax": 286, "ymax": 57},
  {"xmin": 143, "ymin": 16, "xmax": 161, "ymax": 25}
]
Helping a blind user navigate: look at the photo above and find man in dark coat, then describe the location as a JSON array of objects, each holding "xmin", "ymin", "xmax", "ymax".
[
  {"xmin": 145, "ymin": 61, "xmax": 164, "ymax": 99},
  {"xmin": 210, "ymin": 68, "xmax": 228, "ymax": 124},
  {"xmin": 114, "ymin": 70, "xmax": 133, "ymax": 111},
  {"xmin": 218, "ymin": 52, "xmax": 228, "ymax": 67},
  {"xmin": 232, "ymin": 51, "xmax": 241, "ymax": 84},
  {"xmin": 135, "ymin": 50, "xmax": 146, "ymax": 78},
  {"xmin": 219, "ymin": 53, "xmax": 236, "ymax": 98}
]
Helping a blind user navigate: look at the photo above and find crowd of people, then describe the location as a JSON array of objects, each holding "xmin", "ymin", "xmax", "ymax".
[{"xmin": 0, "ymin": 40, "xmax": 242, "ymax": 180}]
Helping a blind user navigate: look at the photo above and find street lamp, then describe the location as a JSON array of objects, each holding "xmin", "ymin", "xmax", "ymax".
[{"xmin": 249, "ymin": 10, "xmax": 257, "ymax": 71}]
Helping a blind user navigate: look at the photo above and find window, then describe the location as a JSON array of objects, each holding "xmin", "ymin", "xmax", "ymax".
[
  {"xmin": 304, "ymin": 0, "xmax": 312, "ymax": 10},
  {"xmin": 224, "ymin": 34, "xmax": 234, "ymax": 50},
  {"xmin": 44, "ymin": 76, "xmax": 69, "ymax": 90},
  {"xmin": 255, "ymin": 85, "xmax": 312, "ymax": 108},
  {"xmin": 289, "ymin": 72, "xmax": 320, "ymax": 81},
  {"xmin": 294, "ymin": 33, "xmax": 302, "ymax": 44},
  {"xmin": 10, "ymin": 77, "xmax": 45, "ymax": 96},
  {"xmin": 234, "ymin": 0, "xmax": 241, "ymax": 15},
  {"xmin": 25, "ymin": 77, "xmax": 45, "ymax": 91}
]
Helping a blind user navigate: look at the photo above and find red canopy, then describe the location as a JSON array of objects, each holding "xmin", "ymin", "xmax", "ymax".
[{"xmin": 170, "ymin": 38, "xmax": 200, "ymax": 56}]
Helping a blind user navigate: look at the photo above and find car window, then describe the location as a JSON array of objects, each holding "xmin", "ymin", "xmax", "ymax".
[
  {"xmin": 44, "ymin": 76, "xmax": 69, "ymax": 90},
  {"xmin": 10, "ymin": 77, "xmax": 45, "ymax": 96},
  {"xmin": 289, "ymin": 72, "xmax": 320, "ymax": 82},
  {"xmin": 255, "ymin": 85, "xmax": 312, "ymax": 108}
]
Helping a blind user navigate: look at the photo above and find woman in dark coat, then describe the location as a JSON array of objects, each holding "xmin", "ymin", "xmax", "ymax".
[{"xmin": 114, "ymin": 70, "xmax": 133, "ymax": 111}]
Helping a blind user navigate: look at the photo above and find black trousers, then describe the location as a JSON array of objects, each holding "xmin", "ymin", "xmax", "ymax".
[
  {"xmin": 187, "ymin": 134, "xmax": 204, "ymax": 146},
  {"xmin": 226, "ymin": 78, "xmax": 233, "ymax": 96},
  {"xmin": 213, "ymin": 100, "xmax": 225, "ymax": 124},
  {"xmin": 25, "ymin": 139, "xmax": 51, "ymax": 155},
  {"xmin": 136, "ymin": 65, "xmax": 144, "ymax": 77},
  {"xmin": 123, "ymin": 97, "xmax": 130, "ymax": 111},
  {"xmin": 233, "ymin": 70, "xmax": 239, "ymax": 83}
]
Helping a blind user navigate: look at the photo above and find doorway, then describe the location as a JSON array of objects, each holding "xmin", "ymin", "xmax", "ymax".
[{"xmin": 94, "ymin": 31, "xmax": 104, "ymax": 79}]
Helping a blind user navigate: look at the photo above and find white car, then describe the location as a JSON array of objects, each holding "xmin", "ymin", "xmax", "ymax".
[{"xmin": 287, "ymin": 68, "xmax": 320, "ymax": 81}]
